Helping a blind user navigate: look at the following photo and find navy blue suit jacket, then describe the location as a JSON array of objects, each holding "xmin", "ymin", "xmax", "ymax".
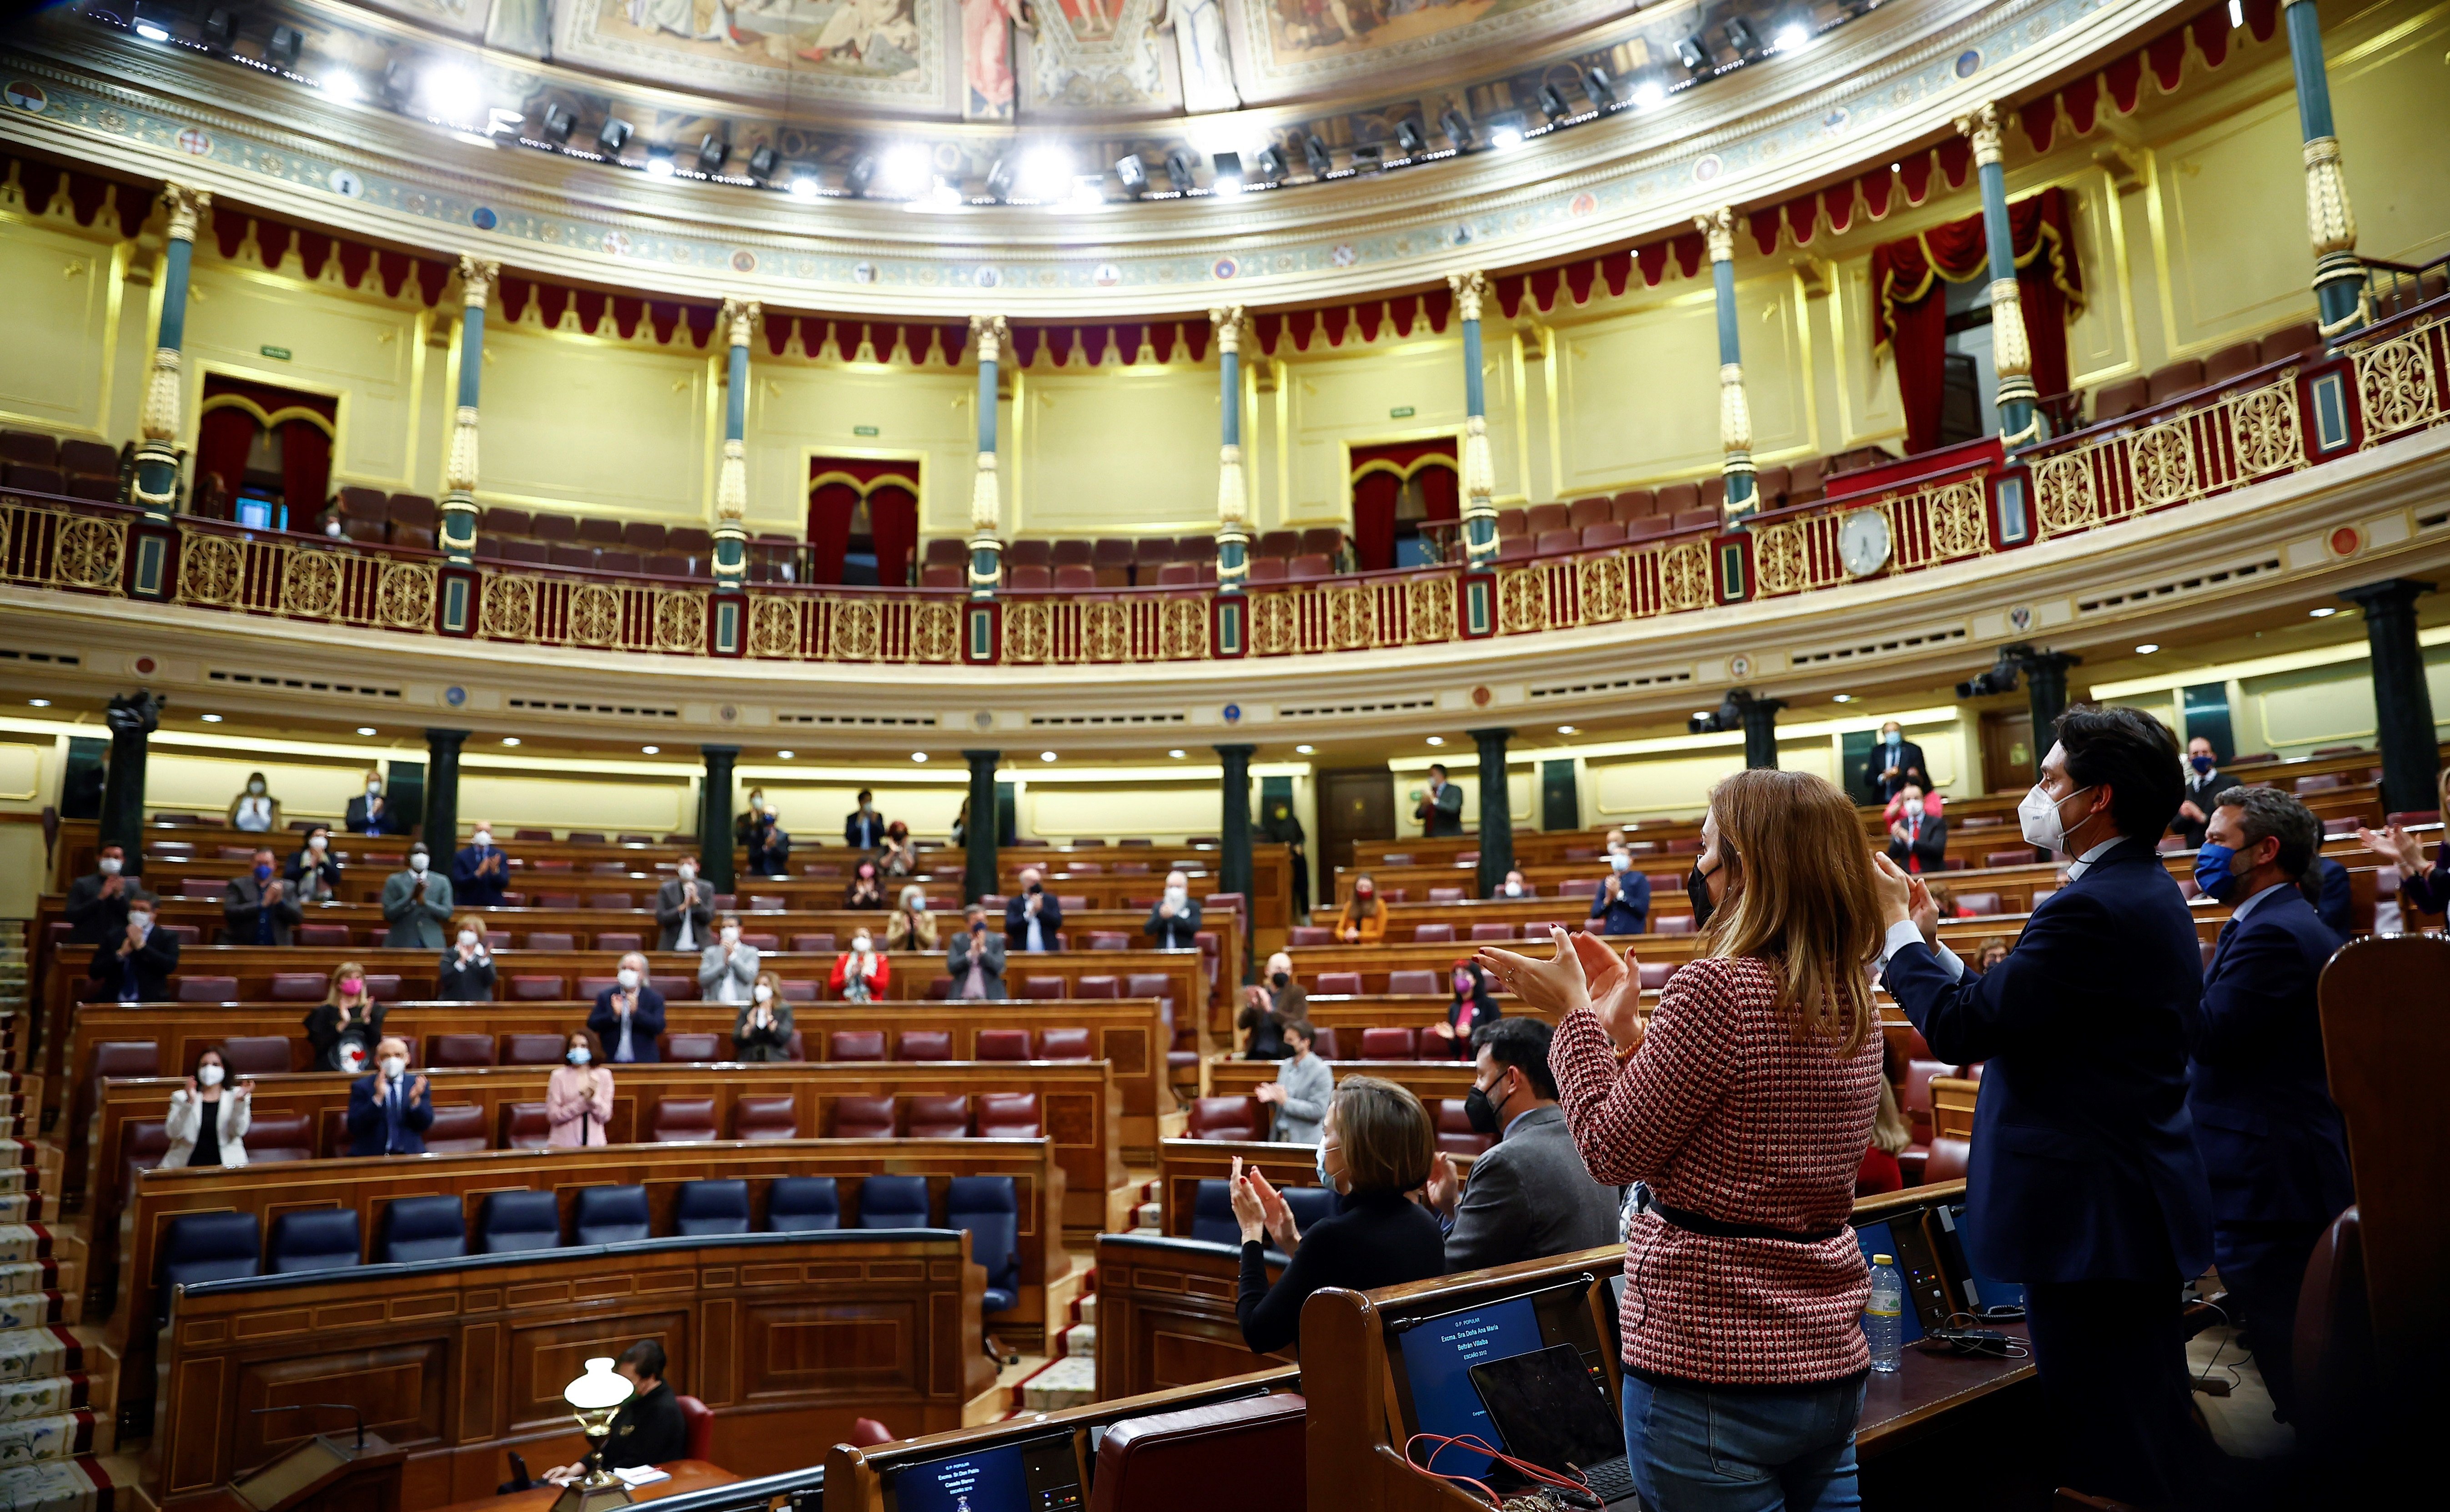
[
  {"xmin": 1883, "ymin": 836, "xmax": 2213, "ymax": 1285},
  {"xmin": 345, "ymin": 1074, "xmax": 433, "ymax": 1156},
  {"xmin": 590, "ymin": 989, "xmax": 668, "ymax": 1062},
  {"xmin": 2181, "ymin": 886, "xmax": 2354, "ymax": 1230},
  {"xmin": 1588, "ymin": 871, "xmax": 1651, "ymax": 934}
]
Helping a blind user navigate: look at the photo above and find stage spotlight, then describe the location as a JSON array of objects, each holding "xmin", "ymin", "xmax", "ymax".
[
  {"xmin": 1211, "ymin": 150, "xmax": 1244, "ymax": 195},
  {"xmin": 1164, "ymin": 147, "xmax": 1197, "ymax": 192},
  {"xmin": 1632, "ymin": 80, "xmax": 1666, "ymax": 109},
  {"xmin": 201, "ymin": 8, "xmax": 236, "ymax": 49},
  {"xmin": 1252, "ymin": 145, "xmax": 1287, "ymax": 183},
  {"xmin": 1488, "ymin": 116, "xmax": 1526, "ymax": 151},
  {"xmin": 1582, "ymin": 64, "xmax": 1616, "ymax": 105},
  {"xmin": 1955, "ymin": 647, "xmax": 2023, "ymax": 700},
  {"xmin": 1677, "ymin": 35, "xmax": 1708, "ymax": 70},
  {"xmin": 748, "ymin": 143, "xmax": 777, "ymax": 178},
  {"xmin": 644, "ymin": 148, "xmax": 676, "ymax": 179},
  {"xmin": 1688, "ymin": 691, "xmax": 1750, "ymax": 735},
  {"xmin": 983, "ymin": 155, "xmax": 1014, "ymax": 198},
  {"xmin": 267, "ymin": 22, "xmax": 302, "ymax": 66},
  {"xmin": 881, "ymin": 142, "xmax": 931, "ymax": 195},
  {"xmin": 542, "ymin": 101, "xmax": 576, "ymax": 141},
  {"xmin": 1439, "ymin": 107, "xmax": 1472, "ymax": 149},
  {"xmin": 696, "ymin": 134, "xmax": 728, "ymax": 174},
  {"xmin": 1113, "ymin": 153, "xmax": 1147, "ymax": 191},
  {"xmin": 1393, "ymin": 118, "xmax": 1426, "ymax": 156},
  {"xmin": 1725, "ymin": 18, "xmax": 1758, "ymax": 54},
  {"xmin": 1017, "ymin": 145, "xmax": 1072, "ymax": 199},
  {"xmin": 848, "ymin": 154, "xmax": 880, "ymax": 193},
  {"xmin": 1774, "ymin": 22, "xmax": 1810, "ymax": 52},
  {"xmin": 131, "ymin": 3, "xmax": 171, "ymax": 42},
  {"xmin": 1537, "ymin": 83, "xmax": 1571, "ymax": 121},
  {"xmin": 788, "ymin": 174, "xmax": 821, "ymax": 199},
  {"xmin": 322, "ymin": 71, "xmax": 363, "ymax": 105},
  {"xmin": 596, "ymin": 116, "xmax": 633, "ymax": 158},
  {"xmin": 1302, "ymin": 132, "xmax": 1332, "ymax": 176}
]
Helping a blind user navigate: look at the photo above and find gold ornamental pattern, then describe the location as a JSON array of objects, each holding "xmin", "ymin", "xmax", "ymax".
[
  {"xmin": 910, "ymin": 601, "xmax": 960, "ymax": 662},
  {"xmin": 54, "ymin": 517, "xmax": 123, "ymax": 589},
  {"xmin": 1004, "ymin": 601, "xmax": 1050, "ymax": 662},
  {"xmin": 1578, "ymin": 554, "xmax": 1630, "ymax": 622},
  {"xmin": 2034, "ymin": 452, "xmax": 2098, "ymax": 535},
  {"xmin": 1406, "ymin": 577, "xmax": 1454, "ymax": 643},
  {"xmin": 1752, "ymin": 522, "xmax": 1807, "ymax": 596},
  {"xmin": 1083, "ymin": 601, "xmax": 1129, "ymax": 661},
  {"xmin": 177, "ymin": 532, "xmax": 244, "ymax": 606},
  {"xmin": 830, "ymin": 599, "xmax": 879, "ymax": 660},
  {"xmin": 750, "ymin": 596, "xmax": 799, "ymax": 658},
  {"xmin": 1326, "ymin": 586, "xmax": 1375, "ymax": 649},
  {"xmin": 2356, "ymin": 334, "xmax": 2438, "ymax": 437},
  {"xmin": 2228, "ymin": 383, "xmax": 2302, "ymax": 477},
  {"xmin": 1659, "ymin": 542, "xmax": 1712, "ymax": 613},
  {"xmin": 1250, "ymin": 592, "xmax": 1297, "ymax": 655},
  {"xmin": 655, "ymin": 591, "xmax": 704, "ymax": 653},
  {"xmin": 376, "ymin": 561, "xmax": 434, "ymax": 628},
  {"xmin": 481, "ymin": 574, "xmax": 536, "ymax": 640},
  {"xmin": 1497, "ymin": 568, "xmax": 1548, "ymax": 633},
  {"xmin": 2127, "ymin": 421, "xmax": 2198, "ymax": 507},
  {"xmin": 1161, "ymin": 598, "xmax": 1208, "ymax": 659},
  {"xmin": 1925, "ymin": 482, "xmax": 1990, "ymax": 560},
  {"xmin": 279, "ymin": 550, "xmax": 341, "ymax": 618},
  {"xmin": 566, "ymin": 583, "xmax": 623, "ymax": 647}
]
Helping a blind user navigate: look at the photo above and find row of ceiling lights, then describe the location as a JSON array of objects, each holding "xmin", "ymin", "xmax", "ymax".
[{"xmin": 105, "ymin": 3, "xmax": 1838, "ymax": 210}]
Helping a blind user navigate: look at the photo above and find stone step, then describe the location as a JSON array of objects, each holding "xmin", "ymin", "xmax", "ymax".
[
  {"xmin": 1058, "ymin": 1322, "xmax": 1094, "ymax": 1360},
  {"xmin": 1018, "ymin": 1356, "xmax": 1095, "ymax": 1412},
  {"xmin": 1075, "ymin": 1292, "xmax": 1096, "ymax": 1327},
  {"xmin": 1134, "ymin": 1200, "xmax": 1160, "ymax": 1229}
]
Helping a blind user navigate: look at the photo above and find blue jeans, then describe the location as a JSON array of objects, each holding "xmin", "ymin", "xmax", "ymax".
[{"xmin": 1620, "ymin": 1372, "xmax": 1865, "ymax": 1512}]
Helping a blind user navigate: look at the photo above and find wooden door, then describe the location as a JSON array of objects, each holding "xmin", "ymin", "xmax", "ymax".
[
  {"xmin": 1980, "ymin": 709, "xmax": 2036, "ymax": 794},
  {"xmin": 1318, "ymin": 769, "xmax": 1395, "ymax": 905}
]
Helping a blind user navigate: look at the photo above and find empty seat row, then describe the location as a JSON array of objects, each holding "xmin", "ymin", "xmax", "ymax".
[
  {"xmin": 323, "ymin": 487, "xmax": 442, "ymax": 550},
  {"xmin": 2089, "ymin": 320, "xmax": 2324, "ymax": 424},
  {"xmin": 0, "ymin": 429, "xmax": 118, "ymax": 500},
  {"xmin": 157, "ymin": 1174, "xmax": 1023, "ymax": 1316}
]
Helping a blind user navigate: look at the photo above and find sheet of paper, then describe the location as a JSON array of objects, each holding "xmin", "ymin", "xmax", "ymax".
[{"xmin": 612, "ymin": 1467, "xmax": 671, "ymax": 1487}]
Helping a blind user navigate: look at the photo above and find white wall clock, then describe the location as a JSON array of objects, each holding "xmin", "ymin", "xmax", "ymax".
[{"xmin": 1838, "ymin": 509, "xmax": 1893, "ymax": 578}]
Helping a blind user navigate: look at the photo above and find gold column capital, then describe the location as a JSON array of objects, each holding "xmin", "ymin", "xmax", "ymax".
[
  {"xmin": 1954, "ymin": 101, "xmax": 2005, "ymax": 169},
  {"xmin": 1447, "ymin": 270, "xmax": 1487, "ymax": 323},
  {"xmin": 1696, "ymin": 207, "xmax": 1737, "ymax": 265},
  {"xmin": 969, "ymin": 313, "xmax": 1009, "ymax": 366},
  {"xmin": 721, "ymin": 297, "xmax": 762, "ymax": 350},
  {"xmin": 161, "ymin": 183, "xmax": 211, "ymax": 243},
  {"xmin": 456, "ymin": 256, "xmax": 501, "ymax": 310},
  {"xmin": 1209, "ymin": 305, "xmax": 1246, "ymax": 354}
]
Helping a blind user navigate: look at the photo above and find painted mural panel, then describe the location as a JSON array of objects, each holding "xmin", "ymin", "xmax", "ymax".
[
  {"xmin": 551, "ymin": 0, "xmax": 949, "ymax": 106},
  {"xmin": 1024, "ymin": 0, "xmax": 1170, "ymax": 112},
  {"xmin": 1223, "ymin": 0, "xmax": 1627, "ymax": 102}
]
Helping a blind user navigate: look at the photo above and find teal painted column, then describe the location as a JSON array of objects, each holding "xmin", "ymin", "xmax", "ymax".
[
  {"xmin": 967, "ymin": 315, "xmax": 1007, "ymax": 598},
  {"xmin": 1697, "ymin": 208, "xmax": 1757, "ymax": 522},
  {"xmin": 438, "ymin": 256, "xmax": 499, "ymax": 563},
  {"xmin": 1211, "ymin": 306, "xmax": 1251, "ymax": 592},
  {"xmin": 2282, "ymin": 0, "xmax": 2365, "ymax": 335},
  {"xmin": 132, "ymin": 185, "xmax": 211, "ymax": 518},
  {"xmin": 1449, "ymin": 271, "xmax": 1499, "ymax": 566},
  {"xmin": 1956, "ymin": 104, "xmax": 2043, "ymax": 447},
  {"xmin": 712, "ymin": 297, "xmax": 759, "ymax": 591}
]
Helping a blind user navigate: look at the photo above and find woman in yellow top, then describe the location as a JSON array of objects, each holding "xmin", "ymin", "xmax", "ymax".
[{"xmin": 1333, "ymin": 875, "xmax": 1386, "ymax": 944}]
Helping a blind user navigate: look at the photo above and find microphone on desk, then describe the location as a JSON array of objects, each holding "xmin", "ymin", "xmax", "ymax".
[{"xmin": 251, "ymin": 1402, "xmax": 367, "ymax": 1451}]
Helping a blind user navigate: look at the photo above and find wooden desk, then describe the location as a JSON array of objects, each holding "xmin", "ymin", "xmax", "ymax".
[{"xmin": 438, "ymin": 1460, "xmax": 739, "ymax": 1512}]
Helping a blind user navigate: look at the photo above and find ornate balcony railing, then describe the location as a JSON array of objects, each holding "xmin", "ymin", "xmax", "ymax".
[{"xmin": 6, "ymin": 300, "xmax": 2444, "ymax": 669}]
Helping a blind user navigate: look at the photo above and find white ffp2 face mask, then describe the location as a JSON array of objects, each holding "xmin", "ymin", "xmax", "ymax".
[
  {"xmin": 380, "ymin": 1056, "xmax": 407, "ymax": 1079},
  {"xmin": 197, "ymin": 1064, "xmax": 225, "ymax": 1087},
  {"xmin": 2018, "ymin": 784, "xmax": 2094, "ymax": 853},
  {"xmin": 458, "ymin": 930, "xmax": 480, "ymax": 949},
  {"xmin": 753, "ymin": 984, "xmax": 773, "ymax": 1004},
  {"xmin": 409, "ymin": 854, "xmax": 429, "ymax": 873},
  {"xmin": 617, "ymin": 968, "xmax": 641, "ymax": 991},
  {"xmin": 98, "ymin": 857, "xmax": 122, "ymax": 876}
]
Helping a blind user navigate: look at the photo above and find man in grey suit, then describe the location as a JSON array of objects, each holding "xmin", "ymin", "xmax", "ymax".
[
  {"xmin": 380, "ymin": 843, "xmax": 453, "ymax": 949},
  {"xmin": 1427, "ymin": 1017, "xmax": 1623, "ymax": 1271},
  {"xmin": 221, "ymin": 846, "xmax": 303, "ymax": 945},
  {"xmin": 656, "ymin": 861, "xmax": 714, "ymax": 951},
  {"xmin": 947, "ymin": 904, "xmax": 1007, "ymax": 1000}
]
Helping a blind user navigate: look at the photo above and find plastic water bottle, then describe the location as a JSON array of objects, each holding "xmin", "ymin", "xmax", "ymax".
[{"xmin": 1865, "ymin": 1254, "xmax": 1903, "ymax": 1373}]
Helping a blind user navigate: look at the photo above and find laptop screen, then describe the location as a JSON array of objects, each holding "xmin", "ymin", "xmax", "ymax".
[
  {"xmin": 1391, "ymin": 1295, "xmax": 1545, "ymax": 1478},
  {"xmin": 1468, "ymin": 1343, "xmax": 1628, "ymax": 1480},
  {"xmin": 884, "ymin": 1433, "xmax": 1082, "ymax": 1512}
]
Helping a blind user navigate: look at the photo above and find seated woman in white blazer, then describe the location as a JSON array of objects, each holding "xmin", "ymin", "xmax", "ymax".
[{"xmin": 161, "ymin": 1045, "xmax": 253, "ymax": 1168}]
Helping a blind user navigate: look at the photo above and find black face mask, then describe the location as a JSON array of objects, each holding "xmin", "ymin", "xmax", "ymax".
[
  {"xmin": 1271, "ymin": 970, "xmax": 1290, "ymax": 990},
  {"xmin": 1686, "ymin": 862, "xmax": 1719, "ymax": 931},
  {"xmin": 1463, "ymin": 1080, "xmax": 1502, "ymax": 1137}
]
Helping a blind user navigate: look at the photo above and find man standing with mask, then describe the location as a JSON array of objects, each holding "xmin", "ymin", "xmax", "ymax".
[
  {"xmin": 656, "ymin": 858, "xmax": 713, "ymax": 951},
  {"xmin": 2183, "ymin": 787, "xmax": 2352, "ymax": 1424},
  {"xmin": 90, "ymin": 889, "xmax": 177, "ymax": 1002},
  {"xmin": 346, "ymin": 770, "xmax": 400, "ymax": 836},
  {"xmin": 1145, "ymin": 869, "xmax": 1203, "ymax": 949},
  {"xmin": 344, "ymin": 1036, "xmax": 432, "ymax": 1156},
  {"xmin": 452, "ymin": 820, "xmax": 510, "ymax": 907},
  {"xmin": 1588, "ymin": 841, "xmax": 1651, "ymax": 934},
  {"xmin": 1415, "ymin": 762, "xmax": 1465, "ymax": 837},
  {"xmin": 1426, "ymin": 1018, "xmax": 1622, "ymax": 1270},
  {"xmin": 2170, "ymin": 735, "xmax": 2240, "ymax": 849},
  {"xmin": 844, "ymin": 789, "xmax": 886, "ymax": 849},
  {"xmin": 1864, "ymin": 720, "xmax": 1929, "ymax": 799},
  {"xmin": 1873, "ymin": 705, "xmax": 2211, "ymax": 1508},
  {"xmin": 221, "ymin": 846, "xmax": 301, "ymax": 945},
  {"xmin": 590, "ymin": 952, "xmax": 667, "ymax": 1063},
  {"xmin": 381, "ymin": 843, "xmax": 454, "ymax": 948},
  {"xmin": 66, "ymin": 843, "xmax": 132, "ymax": 945},
  {"xmin": 1005, "ymin": 866, "xmax": 1062, "ymax": 953}
]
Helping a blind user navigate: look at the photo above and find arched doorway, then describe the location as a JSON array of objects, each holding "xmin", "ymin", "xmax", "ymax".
[
  {"xmin": 807, "ymin": 457, "xmax": 921, "ymax": 586},
  {"xmin": 192, "ymin": 375, "xmax": 337, "ymax": 528},
  {"xmin": 1348, "ymin": 439, "xmax": 1459, "ymax": 570}
]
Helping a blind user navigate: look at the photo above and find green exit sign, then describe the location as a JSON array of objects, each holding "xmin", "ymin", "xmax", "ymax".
[
  {"xmin": 853, "ymin": 425, "xmax": 880, "ymax": 437},
  {"xmin": 1389, "ymin": 405, "xmax": 1414, "ymax": 419},
  {"xmin": 259, "ymin": 345, "xmax": 292, "ymax": 361}
]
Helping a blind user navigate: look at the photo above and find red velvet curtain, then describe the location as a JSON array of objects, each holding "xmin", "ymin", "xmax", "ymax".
[
  {"xmin": 869, "ymin": 483, "xmax": 918, "ymax": 587},
  {"xmin": 1417, "ymin": 465, "xmax": 1459, "ymax": 524},
  {"xmin": 1351, "ymin": 473, "xmax": 1401, "ymax": 571},
  {"xmin": 1349, "ymin": 439, "xmax": 1461, "ymax": 571},
  {"xmin": 806, "ymin": 481, "xmax": 859, "ymax": 584},
  {"xmin": 276, "ymin": 419, "xmax": 331, "ymax": 522},
  {"xmin": 1868, "ymin": 187, "xmax": 2084, "ymax": 455},
  {"xmin": 193, "ymin": 407, "xmax": 257, "ymax": 517}
]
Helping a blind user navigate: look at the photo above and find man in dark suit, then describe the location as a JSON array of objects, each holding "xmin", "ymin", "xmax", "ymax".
[
  {"xmin": 1875, "ymin": 704, "xmax": 2212, "ymax": 1508},
  {"xmin": 2170, "ymin": 734, "xmax": 2241, "ymax": 849},
  {"xmin": 1426, "ymin": 1019, "xmax": 1622, "ymax": 1271},
  {"xmin": 589, "ymin": 952, "xmax": 668, "ymax": 1063},
  {"xmin": 452, "ymin": 820, "xmax": 511, "ymax": 908},
  {"xmin": 655, "ymin": 863, "xmax": 714, "ymax": 951},
  {"xmin": 345, "ymin": 771, "xmax": 401, "ymax": 836},
  {"xmin": 1415, "ymin": 763, "xmax": 1465, "ymax": 837},
  {"xmin": 2297, "ymin": 853, "xmax": 2352, "ymax": 934},
  {"xmin": 88, "ymin": 889, "xmax": 177, "ymax": 1001},
  {"xmin": 65, "ymin": 844, "xmax": 132, "ymax": 944},
  {"xmin": 1864, "ymin": 720, "xmax": 1929, "ymax": 799},
  {"xmin": 1587, "ymin": 849, "xmax": 1651, "ymax": 934},
  {"xmin": 1005, "ymin": 867, "xmax": 1062, "ymax": 953},
  {"xmin": 844, "ymin": 789, "xmax": 886, "ymax": 849},
  {"xmin": 221, "ymin": 847, "xmax": 302, "ymax": 945},
  {"xmin": 2184, "ymin": 786, "xmax": 2354, "ymax": 1422},
  {"xmin": 1144, "ymin": 869, "xmax": 1203, "ymax": 949},
  {"xmin": 344, "ymin": 1036, "xmax": 432, "ymax": 1156},
  {"xmin": 1883, "ymin": 781, "xmax": 1948, "ymax": 874}
]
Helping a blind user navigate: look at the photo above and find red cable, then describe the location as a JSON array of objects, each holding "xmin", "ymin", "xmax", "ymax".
[{"xmin": 1402, "ymin": 1432, "xmax": 1597, "ymax": 1508}]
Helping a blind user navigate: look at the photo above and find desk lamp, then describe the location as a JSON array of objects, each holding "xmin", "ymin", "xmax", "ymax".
[{"xmin": 550, "ymin": 1358, "xmax": 636, "ymax": 1512}]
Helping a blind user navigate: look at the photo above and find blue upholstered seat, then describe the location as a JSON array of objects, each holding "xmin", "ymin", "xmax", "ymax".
[
  {"xmin": 158, "ymin": 1211, "xmax": 260, "ymax": 1319},
  {"xmin": 673, "ymin": 1180, "xmax": 752, "ymax": 1237},
  {"xmin": 855, "ymin": 1174, "xmax": 930, "ymax": 1229},
  {"xmin": 766, "ymin": 1177, "xmax": 840, "ymax": 1232},
  {"xmin": 267, "ymin": 1208, "xmax": 362, "ymax": 1275},
  {"xmin": 572, "ymin": 1185, "xmax": 652, "ymax": 1246},
  {"xmin": 375, "ymin": 1195, "xmax": 467, "ymax": 1264},
  {"xmin": 477, "ymin": 1190, "xmax": 563, "ymax": 1254},
  {"xmin": 945, "ymin": 1175, "xmax": 1021, "ymax": 1314}
]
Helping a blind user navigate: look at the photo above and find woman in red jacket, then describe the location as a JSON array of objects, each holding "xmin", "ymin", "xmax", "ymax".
[
  {"xmin": 829, "ymin": 926, "xmax": 890, "ymax": 1003},
  {"xmin": 1482, "ymin": 768, "xmax": 1885, "ymax": 1512}
]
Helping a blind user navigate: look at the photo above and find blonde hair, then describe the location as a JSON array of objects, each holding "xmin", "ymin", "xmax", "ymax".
[
  {"xmin": 1699, "ymin": 769, "xmax": 1881, "ymax": 1057},
  {"xmin": 329, "ymin": 961, "xmax": 371, "ymax": 1000}
]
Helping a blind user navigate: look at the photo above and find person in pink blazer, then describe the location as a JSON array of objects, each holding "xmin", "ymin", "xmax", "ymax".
[{"xmin": 547, "ymin": 1028, "xmax": 614, "ymax": 1147}]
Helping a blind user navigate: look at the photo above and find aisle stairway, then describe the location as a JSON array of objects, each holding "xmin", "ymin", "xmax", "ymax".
[{"xmin": 0, "ymin": 921, "xmax": 118, "ymax": 1512}]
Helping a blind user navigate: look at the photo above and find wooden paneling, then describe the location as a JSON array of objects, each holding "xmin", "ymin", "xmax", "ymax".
[
  {"xmin": 148, "ymin": 1231, "xmax": 986, "ymax": 1512},
  {"xmin": 1092, "ymin": 1235, "xmax": 1290, "ymax": 1403}
]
